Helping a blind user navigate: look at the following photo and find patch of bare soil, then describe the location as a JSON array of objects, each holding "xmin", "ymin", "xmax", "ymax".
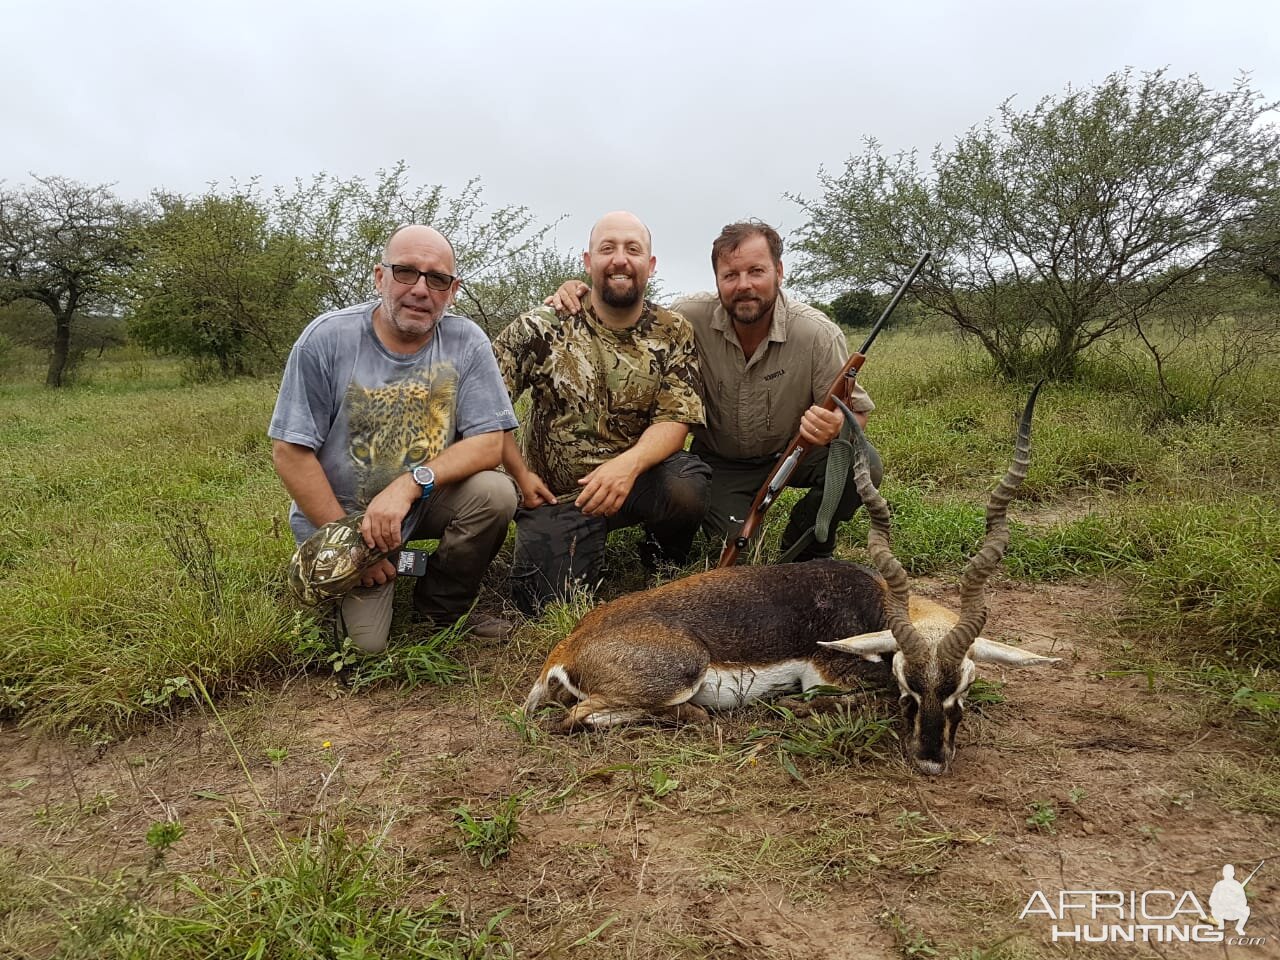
[{"xmin": 2, "ymin": 579, "xmax": 1277, "ymax": 959}]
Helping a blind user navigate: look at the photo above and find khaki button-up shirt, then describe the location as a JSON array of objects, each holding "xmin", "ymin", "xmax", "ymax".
[{"xmin": 673, "ymin": 291, "xmax": 874, "ymax": 461}]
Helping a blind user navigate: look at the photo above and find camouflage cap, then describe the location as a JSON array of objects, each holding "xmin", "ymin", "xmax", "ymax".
[
  {"xmin": 288, "ymin": 513, "xmax": 386, "ymax": 605},
  {"xmin": 288, "ymin": 502, "xmax": 426, "ymax": 605}
]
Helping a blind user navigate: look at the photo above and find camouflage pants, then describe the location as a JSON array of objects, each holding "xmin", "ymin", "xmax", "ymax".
[
  {"xmin": 689, "ymin": 438, "xmax": 884, "ymax": 562},
  {"xmin": 509, "ymin": 451, "xmax": 711, "ymax": 615}
]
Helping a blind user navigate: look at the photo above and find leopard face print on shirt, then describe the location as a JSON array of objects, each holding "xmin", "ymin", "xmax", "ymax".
[{"xmin": 344, "ymin": 366, "xmax": 458, "ymax": 504}]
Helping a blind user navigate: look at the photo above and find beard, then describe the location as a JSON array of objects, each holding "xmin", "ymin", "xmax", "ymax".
[
  {"xmin": 727, "ymin": 292, "xmax": 775, "ymax": 325},
  {"xmin": 600, "ymin": 276, "xmax": 643, "ymax": 309}
]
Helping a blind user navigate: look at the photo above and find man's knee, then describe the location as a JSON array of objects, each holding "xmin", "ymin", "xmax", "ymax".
[
  {"xmin": 700, "ymin": 485, "xmax": 754, "ymax": 544},
  {"xmin": 653, "ymin": 452, "xmax": 712, "ymax": 522},
  {"xmin": 510, "ymin": 504, "xmax": 607, "ymax": 616},
  {"xmin": 338, "ymin": 583, "xmax": 395, "ymax": 654},
  {"xmin": 447, "ymin": 470, "xmax": 518, "ymax": 529}
]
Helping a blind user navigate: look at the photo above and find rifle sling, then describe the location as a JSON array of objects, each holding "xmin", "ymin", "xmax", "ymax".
[{"xmin": 776, "ymin": 418, "xmax": 857, "ymax": 563}]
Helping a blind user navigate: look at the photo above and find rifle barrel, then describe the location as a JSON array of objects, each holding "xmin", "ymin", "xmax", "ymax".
[
  {"xmin": 855, "ymin": 250, "xmax": 932, "ymax": 356},
  {"xmin": 1242, "ymin": 859, "xmax": 1265, "ymax": 886}
]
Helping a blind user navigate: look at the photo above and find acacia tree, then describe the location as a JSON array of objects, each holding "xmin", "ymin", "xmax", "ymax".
[
  {"xmin": 791, "ymin": 70, "xmax": 1280, "ymax": 379},
  {"xmin": 127, "ymin": 185, "xmax": 325, "ymax": 377},
  {"xmin": 1223, "ymin": 186, "xmax": 1280, "ymax": 292},
  {"xmin": 0, "ymin": 176, "xmax": 142, "ymax": 386},
  {"xmin": 457, "ymin": 244, "xmax": 584, "ymax": 334},
  {"xmin": 274, "ymin": 163, "xmax": 577, "ymax": 336},
  {"xmin": 122, "ymin": 167, "xmax": 574, "ymax": 378},
  {"xmin": 1121, "ymin": 271, "xmax": 1280, "ymax": 419}
]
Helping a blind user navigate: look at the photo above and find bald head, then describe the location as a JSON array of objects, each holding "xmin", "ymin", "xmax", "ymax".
[
  {"xmin": 588, "ymin": 211, "xmax": 652, "ymax": 255},
  {"xmin": 373, "ymin": 223, "xmax": 460, "ymax": 349},
  {"xmin": 384, "ymin": 224, "xmax": 457, "ymax": 273},
  {"xmin": 583, "ymin": 211, "xmax": 655, "ymax": 320}
]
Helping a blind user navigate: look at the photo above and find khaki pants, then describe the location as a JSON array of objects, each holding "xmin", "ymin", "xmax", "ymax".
[{"xmin": 338, "ymin": 470, "xmax": 518, "ymax": 653}]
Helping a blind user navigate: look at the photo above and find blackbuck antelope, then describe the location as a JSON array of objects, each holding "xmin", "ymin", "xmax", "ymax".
[{"xmin": 524, "ymin": 387, "xmax": 1060, "ymax": 774}]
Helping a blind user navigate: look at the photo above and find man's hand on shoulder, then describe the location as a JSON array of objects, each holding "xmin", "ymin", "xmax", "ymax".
[
  {"xmin": 361, "ymin": 475, "xmax": 419, "ymax": 552},
  {"xmin": 545, "ymin": 280, "xmax": 590, "ymax": 315},
  {"xmin": 575, "ymin": 454, "xmax": 639, "ymax": 517}
]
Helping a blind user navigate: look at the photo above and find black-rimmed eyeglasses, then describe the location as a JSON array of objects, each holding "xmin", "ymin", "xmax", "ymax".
[{"xmin": 381, "ymin": 263, "xmax": 457, "ymax": 291}]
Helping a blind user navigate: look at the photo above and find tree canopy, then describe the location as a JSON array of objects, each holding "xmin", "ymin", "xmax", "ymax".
[
  {"xmin": 790, "ymin": 70, "xmax": 1280, "ymax": 379},
  {"xmin": 0, "ymin": 176, "xmax": 142, "ymax": 385},
  {"xmin": 125, "ymin": 165, "xmax": 579, "ymax": 377},
  {"xmin": 127, "ymin": 185, "xmax": 325, "ymax": 377},
  {"xmin": 274, "ymin": 163, "xmax": 578, "ymax": 337}
]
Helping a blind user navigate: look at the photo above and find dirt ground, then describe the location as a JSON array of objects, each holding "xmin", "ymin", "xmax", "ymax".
[{"xmin": 2, "ymin": 577, "xmax": 1277, "ymax": 959}]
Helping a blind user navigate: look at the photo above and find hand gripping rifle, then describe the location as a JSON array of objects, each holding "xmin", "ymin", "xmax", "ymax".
[{"xmin": 716, "ymin": 250, "xmax": 932, "ymax": 568}]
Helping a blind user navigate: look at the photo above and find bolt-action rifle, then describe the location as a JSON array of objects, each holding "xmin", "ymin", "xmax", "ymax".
[{"xmin": 716, "ymin": 250, "xmax": 932, "ymax": 568}]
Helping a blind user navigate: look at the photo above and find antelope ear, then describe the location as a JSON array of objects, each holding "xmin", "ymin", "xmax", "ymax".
[
  {"xmin": 821, "ymin": 630, "xmax": 899, "ymax": 659},
  {"xmin": 969, "ymin": 636, "xmax": 1062, "ymax": 667}
]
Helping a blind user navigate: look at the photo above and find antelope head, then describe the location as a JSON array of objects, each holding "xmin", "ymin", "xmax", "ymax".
[{"xmin": 823, "ymin": 386, "xmax": 1057, "ymax": 775}]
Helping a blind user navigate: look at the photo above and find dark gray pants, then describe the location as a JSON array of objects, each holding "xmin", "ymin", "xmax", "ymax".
[
  {"xmin": 690, "ymin": 438, "xmax": 884, "ymax": 562},
  {"xmin": 509, "ymin": 451, "xmax": 711, "ymax": 615}
]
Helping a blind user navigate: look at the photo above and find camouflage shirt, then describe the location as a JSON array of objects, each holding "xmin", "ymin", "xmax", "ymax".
[{"xmin": 493, "ymin": 301, "xmax": 705, "ymax": 497}]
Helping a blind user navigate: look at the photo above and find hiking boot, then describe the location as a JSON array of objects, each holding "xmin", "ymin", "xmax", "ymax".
[
  {"xmin": 465, "ymin": 612, "xmax": 514, "ymax": 640},
  {"xmin": 638, "ymin": 534, "xmax": 664, "ymax": 572},
  {"xmin": 638, "ymin": 533, "xmax": 691, "ymax": 573},
  {"xmin": 418, "ymin": 611, "xmax": 514, "ymax": 640}
]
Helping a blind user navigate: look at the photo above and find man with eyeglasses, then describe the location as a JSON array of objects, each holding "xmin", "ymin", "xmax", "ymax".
[
  {"xmin": 493, "ymin": 211, "xmax": 711, "ymax": 615},
  {"xmin": 269, "ymin": 224, "xmax": 519, "ymax": 652}
]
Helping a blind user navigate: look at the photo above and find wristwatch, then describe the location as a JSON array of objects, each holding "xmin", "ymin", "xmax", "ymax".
[{"xmin": 411, "ymin": 465, "xmax": 436, "ymax": 499}]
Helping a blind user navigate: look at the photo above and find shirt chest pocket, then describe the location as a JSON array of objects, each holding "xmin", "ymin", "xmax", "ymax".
[{"xmin": 719, "ymin": 376, "xmax": 771, "ymax": 438}]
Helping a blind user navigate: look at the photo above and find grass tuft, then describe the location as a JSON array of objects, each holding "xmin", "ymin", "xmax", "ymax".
[
  {"xmin": 48, "ymin": 823, "xmax": 512, "ymax": 959},
  {"xmin": 739, "ymin": 701, "xmax": 897, "ymax": 779},
  {"xmin": 453, "ymin": 794, "xmax": 524, "ymax": 868}
]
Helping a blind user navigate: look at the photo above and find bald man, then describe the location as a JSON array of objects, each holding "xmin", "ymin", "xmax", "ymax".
[
  {"xmin": 551, "ymin": 220, "xmax": 882, "ymax": 564},
  {"xmin": 493, "ymin": 212, "xmax": 711, "ymax": 614},
  {"xmin": 270, "ymin": 224, "xmax": 520, "ymax": 652}
]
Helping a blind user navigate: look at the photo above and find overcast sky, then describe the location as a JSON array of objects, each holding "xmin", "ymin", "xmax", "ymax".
[{"xmin": 3, "ymin": 0, "xmax": 1277, "ymax": 299}]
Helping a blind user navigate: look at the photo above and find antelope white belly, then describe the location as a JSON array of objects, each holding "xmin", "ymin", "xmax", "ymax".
[{"xmin": 691, "ymin": 660, "xmax": 819, "ymax": 709}]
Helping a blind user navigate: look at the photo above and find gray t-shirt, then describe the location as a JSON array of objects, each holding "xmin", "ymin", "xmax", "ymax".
[{"xmin": 269, "ymin": 301, "xmax": 518, "ymax": 541}]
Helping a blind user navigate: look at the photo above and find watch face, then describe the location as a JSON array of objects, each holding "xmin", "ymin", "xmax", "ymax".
[{"xmin": 413, "ymin": 466, "xmax": 435, "ymax": 490}]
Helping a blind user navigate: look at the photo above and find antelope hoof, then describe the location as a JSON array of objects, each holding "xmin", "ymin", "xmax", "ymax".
[{"xmin": 660, "ymin": 702, "xmax": 710, "ymax": 725}]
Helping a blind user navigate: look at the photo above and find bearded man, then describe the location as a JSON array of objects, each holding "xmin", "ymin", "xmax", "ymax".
[
  {"xmin": 493, "ymin": 211, "xmax": 710, "ymax": 614},
  {"xmin": 552, "ymin": 220, "xmax": 881, "ymax": 562}
]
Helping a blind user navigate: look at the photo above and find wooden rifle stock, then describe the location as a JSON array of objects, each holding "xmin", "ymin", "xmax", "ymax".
[{"xmin": 716, "ymin": 251, "xmax": 932, "ymax": 567}]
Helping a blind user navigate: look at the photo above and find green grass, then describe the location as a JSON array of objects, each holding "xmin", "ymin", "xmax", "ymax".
[
  {"xmin": 2, "ymin": 328, "xmax": 1278, "ymax": 736},
  {"xmin": 0, "ymin": 653, "xmax": 516, "ymax": 958},
  {"xmin": 840, "ymin": 329, "xmax": 1280, "ymax": 678},
  {"xmin": 452, "ymin": 794, "xmax": 524, "ymax": 867},
  {"xmin": 294, "ymin": 617, "xmax": 469, "ymax": 692},
  {"xmin": 739, "ymin": 702, "xmax": 897, "ymax": 780},
  {"xmin": 1200, "ymin": 756, "xmax": 1280, "ymax": 817},
  {"xmin": 36, "ymin": 824, "xmax": 511, "ymax": 959},
  {"xmin": 0, "ymin": 376, "xmax": 303, "ymax": 731},
  {"xmin": 6, "ymin": 302, "xmax": 1280, "ymax": 960}
]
